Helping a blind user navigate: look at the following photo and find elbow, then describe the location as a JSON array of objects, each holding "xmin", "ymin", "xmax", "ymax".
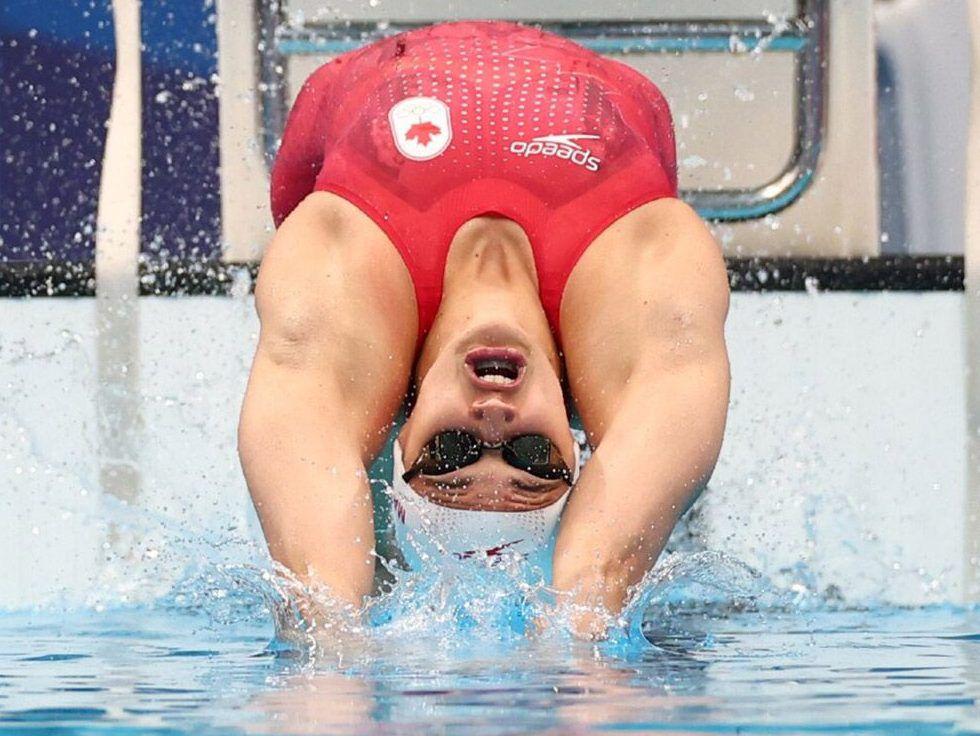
[
  {"xmin": 637, "ymin": 254, "xmax": 730, "ymax": 373},
  {"xmin": 253, "ymin": 269, "xmax": 336, "ymax": 373},
  {"xmin": 258, "ymin": 314, "xmax": 327, "ymax": 371},
  {"xmin": 637, "ymin": 309, "xmax": 729, "ymax": 378}
]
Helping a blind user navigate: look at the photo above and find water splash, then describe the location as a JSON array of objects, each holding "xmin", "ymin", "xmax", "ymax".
[
  {"xmin": 13, "ymin": 470, "xmax": 919, "ymax": 668},
  {"xmin": 146, "ymin": 541, "xmax": 842, "ymax": 671}
]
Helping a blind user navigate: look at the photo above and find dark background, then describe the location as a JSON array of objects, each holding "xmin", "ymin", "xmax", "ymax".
[{"xmin": 0, "ymin": 0, "xmax": 221, "ymax": 268}]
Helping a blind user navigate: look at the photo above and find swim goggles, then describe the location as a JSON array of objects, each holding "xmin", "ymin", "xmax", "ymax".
[{"xmin": 401, "ymin": 429, "xmax": 573, "ymax": 484}]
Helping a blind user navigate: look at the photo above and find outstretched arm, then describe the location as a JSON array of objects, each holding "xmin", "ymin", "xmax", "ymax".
[
  {"xmin": 239, "ymin": 193, "xmax": 417, "ymax": 606},
  {"xmin": 554, "ymin": 198, "xmax": 730, "ymax": 634}
]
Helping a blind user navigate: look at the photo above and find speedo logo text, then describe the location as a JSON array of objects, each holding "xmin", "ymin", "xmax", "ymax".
[{"xmin": 507, "ymin": 134, "xmax": 602, "ymax": 172}]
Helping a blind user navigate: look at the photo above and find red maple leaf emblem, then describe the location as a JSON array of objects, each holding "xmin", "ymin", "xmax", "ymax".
[
  {"xmin": 392, "ymin": 497, "xmax": 406, "ymax": 524},
  {"xmin": 453, "ymin": 539, "xmax": 525, "ymax": 560},
  {"xmin": 405, "ymin": 121, "xmax": 442, "ymax": 147}
]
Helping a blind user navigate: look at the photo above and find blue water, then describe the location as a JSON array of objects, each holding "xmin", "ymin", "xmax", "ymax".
[{"xmin": 4, "ymin": 554, "xmax": 980, "ymax": 735}]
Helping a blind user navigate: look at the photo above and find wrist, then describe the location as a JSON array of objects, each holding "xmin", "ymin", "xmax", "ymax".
[{"xmin": 552, "ymin": 551, "xmax": 636, "ymax": 613}]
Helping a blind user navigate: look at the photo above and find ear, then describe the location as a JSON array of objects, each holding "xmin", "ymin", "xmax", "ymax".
[
  {"xmin": 392, "ymin": 437, "xmax": 407, "ymax": 476},
  {"xmin": 569, "ymin": 437, "xmax": 583, "ymax": 483}
]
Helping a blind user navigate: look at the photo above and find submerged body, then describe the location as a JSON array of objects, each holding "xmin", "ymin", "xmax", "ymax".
[{"xmin": 239, "ymin": 20, "xmax": 730, "ymax": 637}]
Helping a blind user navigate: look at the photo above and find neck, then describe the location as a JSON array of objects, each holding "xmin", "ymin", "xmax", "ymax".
[{"xmin": 415, "ymin": 217, "xmax": 560, "ymax": 382}]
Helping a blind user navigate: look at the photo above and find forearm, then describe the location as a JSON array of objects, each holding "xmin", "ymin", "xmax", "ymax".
[
  {"xmin": 239, "ymin": 358, "xmax": 382, "ymax": 606},
  {"xmin": 552, "ymin": 355, "xmax": 729, "ymax": 615}
]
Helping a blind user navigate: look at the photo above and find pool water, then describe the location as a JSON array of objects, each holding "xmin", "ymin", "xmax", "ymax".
[{"xmin": 4, "ymin": 556, "xmax": 980, "ymax": 735}]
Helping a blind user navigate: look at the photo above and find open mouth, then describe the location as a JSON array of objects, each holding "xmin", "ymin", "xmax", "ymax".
[{"xmin": 464, "ymin": 347, "xmax": 527, "ymax": 390}]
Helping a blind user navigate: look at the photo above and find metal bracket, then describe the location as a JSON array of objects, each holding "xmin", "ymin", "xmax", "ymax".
[{"xmin": 257, "ymin": 0, "xmax": 827, "ymax": 221}]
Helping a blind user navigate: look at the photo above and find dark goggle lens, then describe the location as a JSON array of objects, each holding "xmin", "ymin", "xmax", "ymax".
[
  {"xmin": 504, "ymin": 435, "xmax": 554, "ymax": 467},
  {"xmin": 422, "ymin": 430, "xmax": 481, "ymax": 473},
  {"xmin": 504, "ymin": 435, "xmax": 570, "ymax": 480},
  {"xmin": 409, "ymin": 430, "xmax": 571, "ymax": 482}
]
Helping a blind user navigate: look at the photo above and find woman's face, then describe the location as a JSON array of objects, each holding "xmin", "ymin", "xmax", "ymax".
[{"xmin": 398, "ymin": 321, "xmax": 576, "ymax": 512}]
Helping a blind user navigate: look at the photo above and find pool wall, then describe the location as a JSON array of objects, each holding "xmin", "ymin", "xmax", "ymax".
[{"xmin": 0, "ymin": 292, "xmax": 964, "ymax": 610}]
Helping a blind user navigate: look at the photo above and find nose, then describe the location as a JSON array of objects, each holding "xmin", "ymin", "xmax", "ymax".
[{"xmin": 469, "ymin": 396, "xmax": 516, "ymax": 432}]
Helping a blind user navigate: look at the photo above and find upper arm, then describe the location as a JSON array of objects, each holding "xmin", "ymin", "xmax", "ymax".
[
  {"xmin": 560, "ymin": 198, "xmax": 730, "ymax": 442},
  {"xmin": 246, "ymin": 192, "xmax": 419, "ymax": 459}
]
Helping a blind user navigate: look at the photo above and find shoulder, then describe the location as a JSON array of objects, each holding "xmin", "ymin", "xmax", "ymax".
[
  {"xmin": 583, "ymin": 198, "xmax": 721, "ymax": 274},
  {"xmin": 257, "ymin": 192, "xmax": 417, "ymax": 359},
  {"xmin": 268, "ymin": 192, "xmax": 401, "ymax": 272},
  {"xmin": 614, "ymin": 199, "xmax": 728, "ymax": 311},
  {"xmin": 562, "ymin": 198, "xmax": 728, "ymax": 336}
]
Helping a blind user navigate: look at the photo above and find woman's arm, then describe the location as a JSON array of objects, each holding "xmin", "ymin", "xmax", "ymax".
[
  {"xmin": 554, "ymin": 197, "xmax": 730, "ymax": 636},
  {"xmin": 239, "ymin": 192, "xmax": 417, "ymax": 607}
]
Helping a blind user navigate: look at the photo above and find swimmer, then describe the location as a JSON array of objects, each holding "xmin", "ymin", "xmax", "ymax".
[{"xmin": 238, "ymin": 21, "xmax": 730, "ymax": 638}]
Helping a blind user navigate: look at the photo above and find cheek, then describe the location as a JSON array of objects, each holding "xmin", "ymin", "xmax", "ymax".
[
  {"xmin": 525, "ymin": 387, "xmax": 572, "ymax": 438},
  {"xmin": 396, "ymin": 415, "xmax": 414, "ymax": 452},
  {"xmin": 535, "ymin": 374, "xmax": 570, "ymax": 418},
  {"xmin": 407, "ymin": 377, "xmax": 469, "ymax": 435}
]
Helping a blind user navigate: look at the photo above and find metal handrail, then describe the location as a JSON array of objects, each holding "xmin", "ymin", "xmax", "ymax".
[{"xmin": 257, "ymin": 0, "xmax": 827, "ymax": 221}]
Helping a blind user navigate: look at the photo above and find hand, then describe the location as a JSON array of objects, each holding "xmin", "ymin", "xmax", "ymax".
[{"xmin": 531, "ymin": 587, "xmax": 618, "ymax": 641}]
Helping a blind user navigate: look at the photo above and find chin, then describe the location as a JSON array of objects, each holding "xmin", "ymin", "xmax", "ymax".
[{"xmin": 454, "ymin": 320, "xmax": 532, "ymax": 353}]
